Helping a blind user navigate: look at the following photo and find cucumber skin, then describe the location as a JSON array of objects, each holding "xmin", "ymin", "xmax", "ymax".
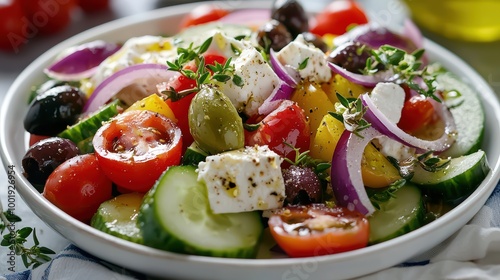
[
  {"xmin": 138, "ymin": 166, "xmax": 262, "ymax": 258},
  {"xmin": 90, "ymin": 193, "xmax": 144, "ymax": 244},
  {"xmin": 58, "ymin": 99, "xmax": 121, "ymax": 146},
  {"xmin": 181, "ymin": 144, "xmax": 208, "ymax": 166},
  {"xmin": 413, "ymin": 152, "xmax": 490, "ymax": 201},
  {"xmin": 368, "ymin": 185, "xmax": 426, "ymax": 245}
]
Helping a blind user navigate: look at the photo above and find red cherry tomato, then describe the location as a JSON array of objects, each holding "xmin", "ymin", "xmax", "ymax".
[
  {"xmin": 245, "ymin": 100, "xmax": 310, "ymax": 166},
  {"xmin": 310, "ymin": 0, "xmax": 369, "ymax": 36},
  {"xmin": 0, "ymin": 1, "xmax": 27, "ymax": 52},
  {"xmin": 77, "ymin": 0, "xmax": 109, "ymax": 13},
  {"xmin": 164, "ymin": 53, "xmax": 227, "ymax": 148},
  {"xmin": 397, "ymin": 95, "xmax": 435, "ymax": 134},
  {"xmin": 28, "ymin": 134, "xmax": 50, "ymax": 147},
  {"xmin": 43, "ymin": 154, "xmax": 113, "ymax": 222},
  {"xmin": 93, "ymin": 110, "xmax": 182, "ymax": 193},
  {"xmin": 268, "ymin": 204, "xmax": 369, "ymax": 258},
  {"xmin": 180, "ymin": 4, "xmax": 230, "ymax": 29},
  {"xmin": 20, "ymin": 0, "xmax": 76, "ymax": 35}
]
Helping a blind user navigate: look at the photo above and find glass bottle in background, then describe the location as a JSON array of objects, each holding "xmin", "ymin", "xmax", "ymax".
[{"xmin": 403, "ymin": 0, "xmax": 500, "ymax": 42}]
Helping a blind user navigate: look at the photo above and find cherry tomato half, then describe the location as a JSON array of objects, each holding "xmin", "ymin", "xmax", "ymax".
[
  {"xmin": 310, "ymin": 0, "xmax": 369, "ymax": 36},
  {"xmin": 268, "ymin": 204, "xmax": 369, "ymax": 258},
  {"xmin": 397, "ymin": 95, "xmax": 435, "ymax": 134},
  {"xmin": 93, "ymin": 110, "xmax": 182, "ymax": 192},
  {"xmin": 43, "ymin": 154, "xmax": 113, "ymax": 222},
  {"xmin": 245, "ymin": 100, "xmax": 310, "ymax": 166},
  {"xmin": 180, "ymin": 4, "xmax": 230, "ymax": 29}
]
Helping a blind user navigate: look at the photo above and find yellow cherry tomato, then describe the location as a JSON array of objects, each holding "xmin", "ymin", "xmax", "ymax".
[
  {"xmin": 291, "ymin": 81, "xmax": 335, "ymax": 135},
  {"xmin": 126, "ymin": 94, "xmax": 177, "ymax": 122}
]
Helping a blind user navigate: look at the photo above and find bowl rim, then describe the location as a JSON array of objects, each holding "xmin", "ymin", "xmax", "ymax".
[{"xmin": 1, "ymin": 1, "xmax": 500, "ymax": 278}]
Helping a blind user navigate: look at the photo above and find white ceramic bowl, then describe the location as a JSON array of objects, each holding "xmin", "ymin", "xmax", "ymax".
[{"xmin": 2, "ymin": 2, "xmax": 500, "ymax": 279}]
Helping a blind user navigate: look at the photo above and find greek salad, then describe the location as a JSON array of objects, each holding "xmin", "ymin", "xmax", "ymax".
[{"xmin": 21, "ymin": 0, "xmax": 489, "ymax": 259}]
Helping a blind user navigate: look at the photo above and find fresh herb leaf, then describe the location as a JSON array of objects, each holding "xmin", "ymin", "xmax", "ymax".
[
  {"xmin": 243, "ymin": 123, "xmax": 260, "ymax": 132},
  {"xmin": 330, "ymin": 92, "xmax": 371, "ymax": 136},
  {"xmin": 283, "ymin": 142, "xmax": 331, "ymax": 182},
  {"xmin": 0, "ymin": 202, "xmax": 56, "ymax": 269},
  {"xmin": 369, "ymin": 179, "xmax": 406, "ymax": 210},
  {"xmin": 298, "ymin": 57, "xmax": 309, "ymax": 70}
]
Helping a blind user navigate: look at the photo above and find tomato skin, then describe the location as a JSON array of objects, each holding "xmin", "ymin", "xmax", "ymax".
[
  {"xmin": 268, "ymin": 204, "xmax": 369, "ymax": 258},
  {"xmin": 0, "ymin": 1, "xmax": 27, "ymax": 52},
  {"xmin": 43, "ymin": 154, "xmax": 113, "ymax": 223},
  {"xmin": 93, "ymin": 110, "xmax": 182, "ymax": 193},
  {"xmin": 397, "ymin": 95, "xmax": 435, "ymax": 134},
  {"xmin": 28, "ymin": 134, "xmax": 50, "ymax": 147},
  {"xmin": 180, "ymin": 4, "xmax": 230, "ymax": 29},
  {"xmin": 20, "ymin": 0, "xmax": 76, "ymax": 35},
  {"xmin": 310, "ymin": 0, "xmax": 368, "ymax": 36},
  {"xmin": 245, "ymin": 100, "xmax": 310, "ymax": 166}
]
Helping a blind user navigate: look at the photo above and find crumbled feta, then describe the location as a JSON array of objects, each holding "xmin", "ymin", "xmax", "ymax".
[
  {"xmin": 219, "ymin": 47, "xmax": 280, "ymax": 116},
  {"xmin": 92, "ymin": 36, "xmax": 176, "ymax": 85},
  {"xmin": 198, "ymin": 145, "xmax": 286, "ymax": 214},
  {"xmin": 377, "ymin": 136, "xmax": 415, "ymax": 162},
  {"xmin": 276, "ymin": 34, "xmax": 332, "ymax": 83},
  {"xmin": 209, "ymin": 31, "xmax": 251, "ymax": 59},
  {"xmin": 370, "ymin": 82, "xmax": 406, "ymax": 123}
]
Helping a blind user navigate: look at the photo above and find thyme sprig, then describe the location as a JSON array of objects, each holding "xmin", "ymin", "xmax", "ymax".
[
  {"xmin": 364, "ymin": 45, "xmax": 441, "ymax": 102},
  {"xmin": 387, "ymin": 151, "xmax": 451, "ymax": 179},
  {"xmin": 163, "ymin": 36, "xmax": 244, "ymax": 100},
  {"xmin": 283, "ymin": 142, "xmax": 331, "ymax": 182},
  {"xmin": 369, "ymin": 179, "xmax": 406, "ymax": 210},
  {"xmin": 1, "ymin": 202, "xmax": 55, "ymax": 269},
  {"xmin": 329, "ymin": 92, "xmax": 371, "ymax": 137}
]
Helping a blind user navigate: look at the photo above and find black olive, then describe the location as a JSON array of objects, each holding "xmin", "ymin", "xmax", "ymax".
[
  {"xmin": 256, "ymin": 20, "xmax": 293, "ymax": 51},
  {"xmin": 282, "ymin": 165, "xmax": 322, "ymax": 205},
  {"xmin": 28, "ymin": 79, "xmax": 81, "ymax": 104},
  {"xmin": 301, "ymin": 31, "xmax": 328, "ymax": 53},
  {"xmin": 22, "ymin": 137, "xmax": 80, "ymax": 192},
  {"xmin": 271, "ymin": 0, "xmax": 309, "ymax": 38},
  {"xmin": 24, "ymin": 85, "xmax": 87, "ymax": 136},
  {"xmin": 328, "ymin": 41, "xmax": 385, "ymax": 73}
]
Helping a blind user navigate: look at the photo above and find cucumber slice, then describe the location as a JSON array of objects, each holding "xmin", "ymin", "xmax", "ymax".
[
  {"xmin": 90, "ymin": 192, "xmax": 144, "ymax": 244},
  {"xmin": 181, "ymin": 142, "xmax": 208, "ymax": 166},
  {"xmin": 438, "ymin": 72, "xmax": 485, "ymax": 157},
  {"xmin": 138, "ymin": 165, "xmax": 263, "ymax": 258},
  {"xmin": 368, "ymin": 184, "xmax": 425, "ymax": 244},
  {"xmin": 173, "ymin": 22, "xmax": 252, "ymax": 48},
  {"xmin": 58, "ymin": 99, "xmax": 122, "ymax": 145},
  {"xmin": 411, "ymin": 150, "xmax": 489, "ymax": 201}
]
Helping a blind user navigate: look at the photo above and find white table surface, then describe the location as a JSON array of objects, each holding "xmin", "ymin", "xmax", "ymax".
[{"xmin": 1, "ymin": 0, "xmax": 499, "ymax": 276}]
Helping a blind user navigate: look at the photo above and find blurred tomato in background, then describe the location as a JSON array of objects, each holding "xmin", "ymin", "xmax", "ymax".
[{"xmin": 0, "ymin": 0, "xmax": 109, "ymax": 52}]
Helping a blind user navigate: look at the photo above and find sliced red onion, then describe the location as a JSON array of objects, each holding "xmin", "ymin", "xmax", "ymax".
[
  {"xmin": 83, "ymin": 64, "xmax": 176, "ymax": 113},
  {"xmin": 217, "ymin": 9, "xmax": 270, "ymax": 27},
  {"xmin": 331, "ymin": 126, "xmax": 381, "ymax": 216},
  {"xmin": 269, "ymin": 49, "xmax": 299, "ymax": 87},
  {"xmin": 328, "ymin": 61, "xmax": 396, "ymax": 87},
  {"xmin": 44, "ymin": 40, "xmax": 121, "ymax": 81},
  {"xmin": 362, "ymin": 94, "xmax": 457, "ymax": 152},
  {"xmin": 334, "ymin": 24, "xmax": 418, "ymax": 53},
  {"xmin": 258, "ymin": 80, "xmax": 294, "ymax": 115}
]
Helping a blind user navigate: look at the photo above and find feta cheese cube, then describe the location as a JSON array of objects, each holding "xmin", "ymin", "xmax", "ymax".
[
  {"xmin": 276, "ymin": 34, "xmax": 332, "ymax": 83},
  {"xmin": 198, "ymin": 145, "xmax": 286, "ymax": 214},
  {"xmin": 219, "ymin": 47, "xmax": 280, "ymax": 116},
  {"xmin": 370, "ymin": 82, "xmax": 405, "ymax": 124}
]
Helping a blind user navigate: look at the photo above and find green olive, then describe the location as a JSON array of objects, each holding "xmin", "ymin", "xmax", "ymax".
[{"xmin": 188, "ymin": 86, "xmax": 244, "ymax": 154}]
